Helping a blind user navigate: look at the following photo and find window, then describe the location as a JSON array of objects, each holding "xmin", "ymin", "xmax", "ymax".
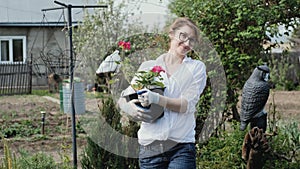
[{"xmin": 0, "ymin": 36, "xmax": 26, "ymax": 63}]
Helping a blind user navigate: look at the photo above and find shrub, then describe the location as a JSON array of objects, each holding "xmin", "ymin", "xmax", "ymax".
[
  {"xmin": 196, "ymin": 121, "xmax": 300, "ymax": 169},
  {"xmin": 196, "ymin": 123, "xmax": 247, "ymax": 169},
  {"xmin": 264, "ymin": 122, "xmax": 300, "ymax": 169},
  {"xmin": 80, "ymin": 97, "xmax": 139, "ymax": 169}
]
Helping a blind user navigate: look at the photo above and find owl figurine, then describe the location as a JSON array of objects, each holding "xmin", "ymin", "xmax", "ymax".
[{"xmin": 240, "ymin": 65, "xmax": 270, "ymax": 132}]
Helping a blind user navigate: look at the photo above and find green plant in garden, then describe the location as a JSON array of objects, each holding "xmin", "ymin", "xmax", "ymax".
[
  {"xmin": 195, "ymin": 78, "xmax": 298, "ymax": 168},
  {"xmin": 1, "ymin": 120, "xmax": 40, "ymax": 138},
  {"xmin": 1, "ymin": 139, "xmax": 72, "ymax": 169},
  {"xmin": 197, "ymin": 121, "xmax": 300, "ymax": 169},
  {"xmin": 132, "ymin": 65, "xmax": 165, "ymax": 90},
  {"xmin": 0, "ymin": 139, "xmax": 19, "ymax": 169},
  {"xmin": 58, "ymin": 137, "xmax": 73, "ymax": 169},
  {"xmin": 17, "ymin": 150, "xmax": 57, "ymax": 169},
  {"xmin": 263, "ymin": 122, "xmax": 300, "ymax": 169},
  {"xmin": 196, "ymin": 123, "xmax": 247, "ymax": 169},
  {"xmin": 169, "ymin": 0, "xmax": 300, "ymax": 122},
  {"xmin": 80, "ymin": 97, "xmax": 139, "ymax": 168},
  {"xmin": 31, "ymin": 89, "xmax": 53, "ymax": 96}
]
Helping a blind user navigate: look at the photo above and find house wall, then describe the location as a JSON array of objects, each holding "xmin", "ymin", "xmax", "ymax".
[{"xmin": 0, "ymin": 26, "xmax": 69, "ymax": 87}]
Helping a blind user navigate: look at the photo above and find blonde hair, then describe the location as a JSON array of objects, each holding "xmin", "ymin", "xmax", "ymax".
[{"xmin": 168, "ymin": 17, "xmax": 200, "ymax": 43}]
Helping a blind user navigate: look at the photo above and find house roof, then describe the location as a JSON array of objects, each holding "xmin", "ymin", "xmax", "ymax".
[
  {"xmin": 0, "ymin": 22, "xmax": 79, "ymax": 27},
  {"xmin": 0, "ymin": 0, "xmax": 172, "ymax": 31},
  {"xmin": 0, "ymin": 0, "xmax": 102, "ymax": 23}
]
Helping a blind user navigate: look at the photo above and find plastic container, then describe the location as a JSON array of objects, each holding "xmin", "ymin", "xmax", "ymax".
[{"xmin": 61, "ymin": 82, "xmax": 85, "ymax": 114}]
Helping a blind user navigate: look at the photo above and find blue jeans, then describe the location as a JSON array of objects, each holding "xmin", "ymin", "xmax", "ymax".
[{"xmin": 139, "ymin": 141, "xmax": 196, "ymax": 169}]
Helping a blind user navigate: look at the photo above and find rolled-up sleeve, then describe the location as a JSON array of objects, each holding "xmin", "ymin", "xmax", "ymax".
[{"xmin": 181, "ymin": 61, "xmax": 207, "ymax": 114}]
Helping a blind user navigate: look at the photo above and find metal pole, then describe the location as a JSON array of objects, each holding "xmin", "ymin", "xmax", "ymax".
[
  {"xmin": 66, "ymin": 4, "xmax": 78, "ymax": 168},
  {"xmin": 42, "ymin": 2, "xmax": 108, "ymax": 168}
]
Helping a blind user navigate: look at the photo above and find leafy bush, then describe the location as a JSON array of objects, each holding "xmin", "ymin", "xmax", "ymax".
[
  {"xmin": 264, "ymin": 122, "xmax": 300, "ymax": 169},
  {"xmin": 196, "ymin": 123, "xmax": 247, "ymax": 169},
  {"xmin": 80, "ymin": 97, "xmax": 139, "ymax": 169},
  {"xmin": 169, "ymin": 0, "xmax": 300, "ymax": 121},
  {"xmin": 196, "ymin": 122, "xmax": 300, "ymax": 169}
]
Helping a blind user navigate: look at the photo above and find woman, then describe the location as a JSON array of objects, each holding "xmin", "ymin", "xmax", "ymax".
[{"xmin": 119, "ymin": 17, "xmax": 207, "ymax": 169}]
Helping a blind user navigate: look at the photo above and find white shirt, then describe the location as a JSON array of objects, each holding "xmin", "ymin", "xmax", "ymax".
[{"xmin": 136, "ymin": 53, "xmax": 207, "ymax": 146}]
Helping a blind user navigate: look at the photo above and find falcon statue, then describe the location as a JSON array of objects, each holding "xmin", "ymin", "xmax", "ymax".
[{"xmin": 240, "ymin": 65, "xmax": 270, "ymax": 132}]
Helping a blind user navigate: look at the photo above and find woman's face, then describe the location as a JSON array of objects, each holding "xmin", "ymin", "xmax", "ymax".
[{"xmin": 169, "ymin": 25, "xmax": 196, "ymax": 56}]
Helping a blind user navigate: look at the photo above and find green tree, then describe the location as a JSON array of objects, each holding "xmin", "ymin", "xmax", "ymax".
[
  {"xmin": 169, "ymin": 0, "xmax": 300, "ymax": 121},
  {"xmin": 73, "ymin": 0, "xmax": 145, "ymax": 82},
  {"xmin": 80, "ymin": 96, "xmax": 140, "ymax": 169}
]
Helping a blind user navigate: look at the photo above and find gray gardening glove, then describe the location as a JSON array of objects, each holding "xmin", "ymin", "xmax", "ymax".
[
  {"xmin": 118, "ymin": 98, "xmax": 153, "ymax": 123},
  {"xmin": 137, "ymin": 89, "xmax": 160, "ymax": 107}
]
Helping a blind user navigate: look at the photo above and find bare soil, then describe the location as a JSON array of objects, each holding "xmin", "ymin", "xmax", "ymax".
[
  {"xmin": 0, "ymin": 91, "xmax": 299, "ymax": 167},
  {"xmin": 267, "ymin": 91, "xmax": 300, "ymax": 123},
  {"xmin": 0, "ymin": 94, "xmax": 90, "ymax": 168}
]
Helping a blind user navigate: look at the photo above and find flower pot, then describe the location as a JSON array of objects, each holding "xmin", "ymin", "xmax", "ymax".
[{"xmin": 123, "ymin": 87, "xmax": 165, "ymax": 121}]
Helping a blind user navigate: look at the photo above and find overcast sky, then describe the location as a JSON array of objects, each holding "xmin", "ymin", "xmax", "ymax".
[
  {"xmin": 0, "ymin": 0, "xmax": 170, "ymax": 23},
  {"xmin": 0, "ymin": 0, "xmax": 292, "ymax": 44}
]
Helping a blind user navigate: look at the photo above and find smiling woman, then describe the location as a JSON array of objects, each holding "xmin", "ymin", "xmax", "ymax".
[{"xmin": 117, "ymin": 17, "xmax": 207, "ymax": 169}]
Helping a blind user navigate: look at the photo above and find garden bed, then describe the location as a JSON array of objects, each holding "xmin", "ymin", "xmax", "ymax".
[{"xmin": 0, "ymin": 90, "xmax": 299, "ymax": 167}]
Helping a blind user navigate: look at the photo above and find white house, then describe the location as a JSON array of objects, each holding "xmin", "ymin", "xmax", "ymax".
[
  {"xmin": 0, "ymin": 0, "xmax": 171, "ymax": 88},
  {"xmin": 0, "ymin": 0, "xmax": 103, "ymax": 86}
]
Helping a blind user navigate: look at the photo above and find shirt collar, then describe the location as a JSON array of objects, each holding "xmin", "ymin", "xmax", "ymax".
[
  {"xmin": 156, "ymin": 53, "xmax": 191, "ymax": 64},
  {"xmin": 182, "ymin": 55, "xmax": 191, "ymax": 63}
]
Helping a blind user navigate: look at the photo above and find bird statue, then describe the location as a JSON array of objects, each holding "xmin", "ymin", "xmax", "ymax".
[{"xmin": 240, "ymin": 65, "xmax": 270, "ymax": 132}]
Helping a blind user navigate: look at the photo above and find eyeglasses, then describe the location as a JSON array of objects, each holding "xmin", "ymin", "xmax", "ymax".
[{"xmin": 176, "ymin": 32, "xmax": 197, "ymax": 47}]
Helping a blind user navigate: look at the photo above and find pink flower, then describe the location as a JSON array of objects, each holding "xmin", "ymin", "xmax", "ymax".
[
  {"xmin": 151, "ymin": 66, "xmax": 165, "ymax": 74},
  {"xmin": 124, "ymin": 42, "xmax": 131, "ymax": 50},
  {"xmin": 118, "ymin": 41, "xmax": 131, "ymax": 50},
  {"xmin": 118, "ymin": 41, "xmax": 125, "ymax": 47}
]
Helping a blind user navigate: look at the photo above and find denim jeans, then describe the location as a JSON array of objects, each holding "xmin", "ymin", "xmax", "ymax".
[{"xmin": 139, "ymin": 141, "xmax": 196, "ymax": 169}]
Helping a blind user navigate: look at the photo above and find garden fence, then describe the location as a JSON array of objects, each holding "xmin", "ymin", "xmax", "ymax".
[{"xmin": 0, "ymin": 62, "xmax": 32, "ymax": 95}]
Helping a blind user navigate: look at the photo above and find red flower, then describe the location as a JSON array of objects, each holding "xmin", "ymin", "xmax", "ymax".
[
  {"xmin": 151, "ymin": 66, "xmax": 165, "ymax": 74},
  {"xmin": 118, "ymin": 41, "xmax": 125, "ymax": 47},
  {"xmin": 118, "ymin": 41, "xmax": 131, "ymax": 50},
  {"xmin": 124, "ymin": 42, "xmax": 131, "ymax": 50}
]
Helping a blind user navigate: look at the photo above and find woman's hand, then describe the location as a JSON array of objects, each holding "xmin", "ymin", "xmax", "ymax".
[
  {"xmin": 137, "ymin": 89, "xmax": 160, "ymax": 107},
  {"xmin": 118, "ymin": 98, "xmax": 153, "ymax": 123}
]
